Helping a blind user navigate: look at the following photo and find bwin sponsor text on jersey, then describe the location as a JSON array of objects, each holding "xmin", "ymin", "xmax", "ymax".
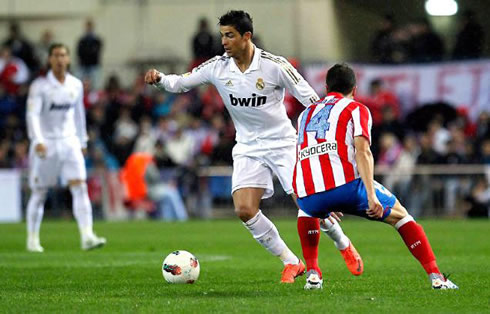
[
  {"xmin": 49, "ymin": 103, "xmax": 72, "ymax": 111},
  {"xmin": 229, "ymin": 94, "xmax": 267, "ymax": 107}
]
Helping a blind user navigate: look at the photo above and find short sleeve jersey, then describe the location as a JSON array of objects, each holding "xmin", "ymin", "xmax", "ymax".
[
  {"xmin": 293, "ymin": 92, "xmax": 373, "ymax": 198},
  {"xmin": 156, "ymin": 46, "xmax": 319, "ymax": 144}
]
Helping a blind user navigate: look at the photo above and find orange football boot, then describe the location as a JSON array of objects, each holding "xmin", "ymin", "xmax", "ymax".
[
  {"xmin": 340, "ymin": 242, "xmax": 363, "ymax": 276},
  {"xmin": 280, "ymin": 260, "xmax": 306, "ymax": 283}
]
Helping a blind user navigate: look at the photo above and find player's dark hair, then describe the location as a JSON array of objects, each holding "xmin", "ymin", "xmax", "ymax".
[
  {"xmin": 218, "ymin": 10, "xmax": 253, "ymax": 36},
  {"xmin": 326, "ymin": 63, "xmax": 356, "ymax": 95},
  {"xmin": 46, "ymin": 43, "xmax": 70, "ymax": 72},
  {"xmin": 48, "ymin": 43, "xmax": 69, "ymax": 56}
]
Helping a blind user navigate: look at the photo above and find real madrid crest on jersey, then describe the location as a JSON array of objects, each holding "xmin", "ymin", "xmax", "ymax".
[{"xmin": 256, "ymin": 78, "xmax": 265, "ymax": 90}]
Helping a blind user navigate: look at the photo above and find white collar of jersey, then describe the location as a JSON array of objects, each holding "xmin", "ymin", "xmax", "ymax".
[
  {"xmin": 47, "ymin": 70, "xmax": 69, "ymax": 86},
  {"xmin": 228, "ymin": 45, "xmax": 261, "ymax": 74}
]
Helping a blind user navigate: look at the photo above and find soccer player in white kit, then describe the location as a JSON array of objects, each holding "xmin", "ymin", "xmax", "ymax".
[
  {"xmin": 145, "ymin": 10, "xmax": 362, "ymax": 283},
  {"xmin": 26, "ymin": 43, "xmax": 106, "ymax": 252}
]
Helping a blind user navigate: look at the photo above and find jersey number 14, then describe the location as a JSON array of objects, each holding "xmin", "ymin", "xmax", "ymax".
[{"xmin": 298, "ymin": 105, "xmax": 333, "ymax": 145}]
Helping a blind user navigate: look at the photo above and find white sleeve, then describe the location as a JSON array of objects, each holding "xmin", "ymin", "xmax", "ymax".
[
  {"xmin": 154, "ymin": 56, "xmax": 217, "ymax": 93},
  {"xmin": 26, "ymin": 81, "xmax": 45, "ymax": 144},
  {"xmin": 276, "ymin": 57, "xmax": 319, "ymax": 106},
  {"xmin": 74, "ymin": 83, "xmax": 88, "ymax": 148}
]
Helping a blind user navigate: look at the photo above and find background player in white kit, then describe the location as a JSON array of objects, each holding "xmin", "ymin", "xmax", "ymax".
[
  {"xmin": 145, "ymin": 10, "xmax": 362, "ymax": 282},
  {"xmin": 26, "ymin": 43, "xmax": 106, "ymax": 252}
]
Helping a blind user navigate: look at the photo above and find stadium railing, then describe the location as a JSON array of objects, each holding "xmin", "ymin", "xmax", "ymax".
[{"xmin": 4, "ymin": 164, "xmax": 488, "ymax": 222}]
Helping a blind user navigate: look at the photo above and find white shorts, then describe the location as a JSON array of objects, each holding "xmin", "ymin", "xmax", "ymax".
[
  {"xmin": 231, "ymin": 139, "xmax": 296, "ymax": 199},
  {"xmin": 29, "ymin": 137, "xmax": 86, "ymax": 188}
]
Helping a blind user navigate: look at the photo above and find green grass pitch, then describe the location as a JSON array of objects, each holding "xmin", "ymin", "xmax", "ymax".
[{"xmin": 0, "ymin": 219, "xmax": 488, "ymax": 313}]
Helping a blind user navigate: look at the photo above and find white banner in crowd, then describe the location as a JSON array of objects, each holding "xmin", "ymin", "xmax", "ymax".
[
  {"xmin": 0, "ymin": 170, "xmax": 22, "ymax": 223},
  {"xmin": 304, "ymin": 60, "xmax": 490, "ymax": 120}
]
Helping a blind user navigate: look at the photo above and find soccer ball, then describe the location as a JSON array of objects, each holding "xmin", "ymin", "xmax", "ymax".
[{"xmin": 162, "ymin": 250, "xmax": 200, "ymax": 284}]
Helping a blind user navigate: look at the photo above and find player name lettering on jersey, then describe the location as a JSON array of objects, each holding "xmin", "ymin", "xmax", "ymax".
[
  {"xmin": 298, "ymin": 141, "xmax": 337, "ymax": 161},
  {"xmin": 229, "ymin": 93, "xmax": 266, "ymax": 107}
]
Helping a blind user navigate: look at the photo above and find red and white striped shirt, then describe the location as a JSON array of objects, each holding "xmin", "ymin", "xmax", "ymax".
[{"xmin": 293, "ymin": 92, "xmax": 372, "ymax": 198}]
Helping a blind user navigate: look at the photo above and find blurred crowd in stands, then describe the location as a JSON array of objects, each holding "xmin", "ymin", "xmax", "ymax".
[
  {"xmin": 0, "ymin": 13, "xmax": 488, "ymax": 219},
  {"xmin": 370, "ymin": 10, "xmax": 485, "ymax": 63}
]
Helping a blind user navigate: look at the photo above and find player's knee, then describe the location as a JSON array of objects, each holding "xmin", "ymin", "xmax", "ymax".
[
  {"xmin": 386, "ymin": 201, "xmax": 410, "ymax": 226},
  {"xmin": 234, "ymin": 204, "xmax": 258, "ymax": 222},
  {"xmin": 69, "ymin": 182, "xmax": 88, "ymax": 197},
  {"xmin": 30, "ymin": 188, "xmax": 48, "ymax": 203}
]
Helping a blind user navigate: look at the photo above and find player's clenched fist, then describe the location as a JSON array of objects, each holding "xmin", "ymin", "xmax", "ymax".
[
  {"xmin": 144, "ymin": 69, "xmax": 162, "ymax": 85},
  {"xmin": 35, "ymin": 143, "xmax": 47, "ymax": 158}
]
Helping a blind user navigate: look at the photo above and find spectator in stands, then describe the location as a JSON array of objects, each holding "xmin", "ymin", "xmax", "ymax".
[
  {"xmin": 481, "ymin": 139, "xmax": 490, "ymax": 165},
  {"xmin": 209, "ymin": 113, "xmax": 234, "ymax": 166},
  {"xmin": 389, "ymin": 25, "xmax": 412, "ymax": 64},
  {"xmin": 34, "ymin": 30, "xmax": 54, "ymax": 74},
  {"xmin": 153, "ymin": 91, "xmax": 176, "ymax": 118},
  {"xmin": 383, "ymin": 135, "xmax": 418, "ymax": 210},
  {"xmin": 3, "ymin": 22, "xmax": 38, "ymax": 73},
  {"xmin": 412, "ymin": 133, "xmax": 443, "ymax": 216},
  {"xmin": 145, "ymin": 155, "xmax": 188, "ymax": 221},
  {"xmin": 190, "ymin": 18, "xmax": 217, "ymax": 70},
  {"xmin": 0, "ymin": 85, "xmax": 17, "ymax": 124},
  {"xmin": 452, "ymin": 10, "xmax": 485, "ymax": 60},
  {"xmin": 376, "ymin": 132, "xmax": 402, "ymax": 166},
  {"xmin": 409, "ymin": 19, "xmax": 445, "ymax": 63},
  {"xmin": 0, "ymin": 140, "xmax": 10, "ymax": 168},
  {"xmin": 475, "ymin": 112, "xmax": 489, "ymax": 146},
  {"xmin": 11, "ymin": 139, "xmax": 28, "ymax": 169},
  {"xmin": 133, "ymin": 116, "xmax": 157, "ymax": 154},
  {"xmin": 120, "ymin": 151, "xmax": 187, "ymax": 220},
  {"xmin": 370, "ymin": 14, "xmax": 396, "ymax": 63},
  {"xmin": 112, "ymin": 107, "xmax": 138, "ymax": 165},
  {"xmin": 0, "ymin": 45, "xmax": 29, "ymax": 95},
  {"xmin": 77, "ymin": 18, "xmax": 103, "ymax": 88},
  {"xmin": 464, "ymin": 176, "xmax": 489, "ymax": 218},
  {"xmin": 358, "ymin": 78, "xmax": 400, "ymax": 126},
  {"xmin": 427, "ymin": 118, "xmax": 450, "ymax": 156}
]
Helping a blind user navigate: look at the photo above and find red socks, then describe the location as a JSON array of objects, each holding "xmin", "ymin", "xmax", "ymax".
[
  {"xmin": 297, "ymin": 217, "xmax": 321, "ymax": 277},
  {"xmin": 398, "ymin": 220, "xmax": 441, "ymax": 275}
]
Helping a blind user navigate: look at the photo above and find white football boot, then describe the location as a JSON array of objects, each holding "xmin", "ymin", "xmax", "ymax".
[
  {"xmin": 82, "ymin": 235, "xmax": 107, "ymax": 251},
  {"xmin": 430, "ymin": 273, "xmax": 459, "ymax": 290},
  {"xmin": 27, "ymin": 240, "xmax": 44, "ymax": 253},
  {"xmin": 27, "ymin": 234, "xmax": 44, "ymax": 253},
  {"xmin": 304, "ymin": 270, "xmax": 323, "ymax": 290}
]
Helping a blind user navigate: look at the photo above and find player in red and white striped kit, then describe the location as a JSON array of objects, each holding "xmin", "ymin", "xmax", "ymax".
[{"xmin": 294, "ymin": 63, "xmax": 458, "ymax": 290}]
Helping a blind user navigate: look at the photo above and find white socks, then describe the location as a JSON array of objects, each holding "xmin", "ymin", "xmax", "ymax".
[
  {"xmin": 320, "ymin": 216, "xmax": 350, "ymax": 250},
  {"xmin": 70, "ymin": 183, "xmax": 95, "ymax": 242},
  {"xmin": 243, "ymin": 210, "xmax": 299, "ymax": 265},
  {"xmin": 26, "ymin": 188, "xmax": 48, "ymax": 241}
]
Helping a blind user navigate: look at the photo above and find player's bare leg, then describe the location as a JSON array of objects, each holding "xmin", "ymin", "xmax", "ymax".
[
  {"xmin": 26, "ymin": 187, "xmax": 48, "ymax": 252},
  {"xmin": 68, "ymin": 179, "xmax": 106, "ymax": 250},
  {"xmin": 233, "ymin": 187, "xmax": 304, "ymax": 283},
  {"xmin": 384, "ymin": 200, "xmax": 458, "ymax": 289}
]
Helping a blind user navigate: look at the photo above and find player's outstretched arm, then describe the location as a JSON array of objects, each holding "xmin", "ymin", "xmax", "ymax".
[
  {"xmin": 145, "ymin": 56, "xmax": 217, "ymax": 93},
  {"xmin": 354, "ymin": 136, "xmax": 383, "ymax": 218}
]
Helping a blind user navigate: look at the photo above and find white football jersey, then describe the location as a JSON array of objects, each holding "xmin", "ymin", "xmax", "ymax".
[
  {"xmin": 26, "ymin": 71, "xmax": 88, "ymax": 148},
  {"xmin": 155, "ymin": 46, "xmax": 319, "ymax": 144}
]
